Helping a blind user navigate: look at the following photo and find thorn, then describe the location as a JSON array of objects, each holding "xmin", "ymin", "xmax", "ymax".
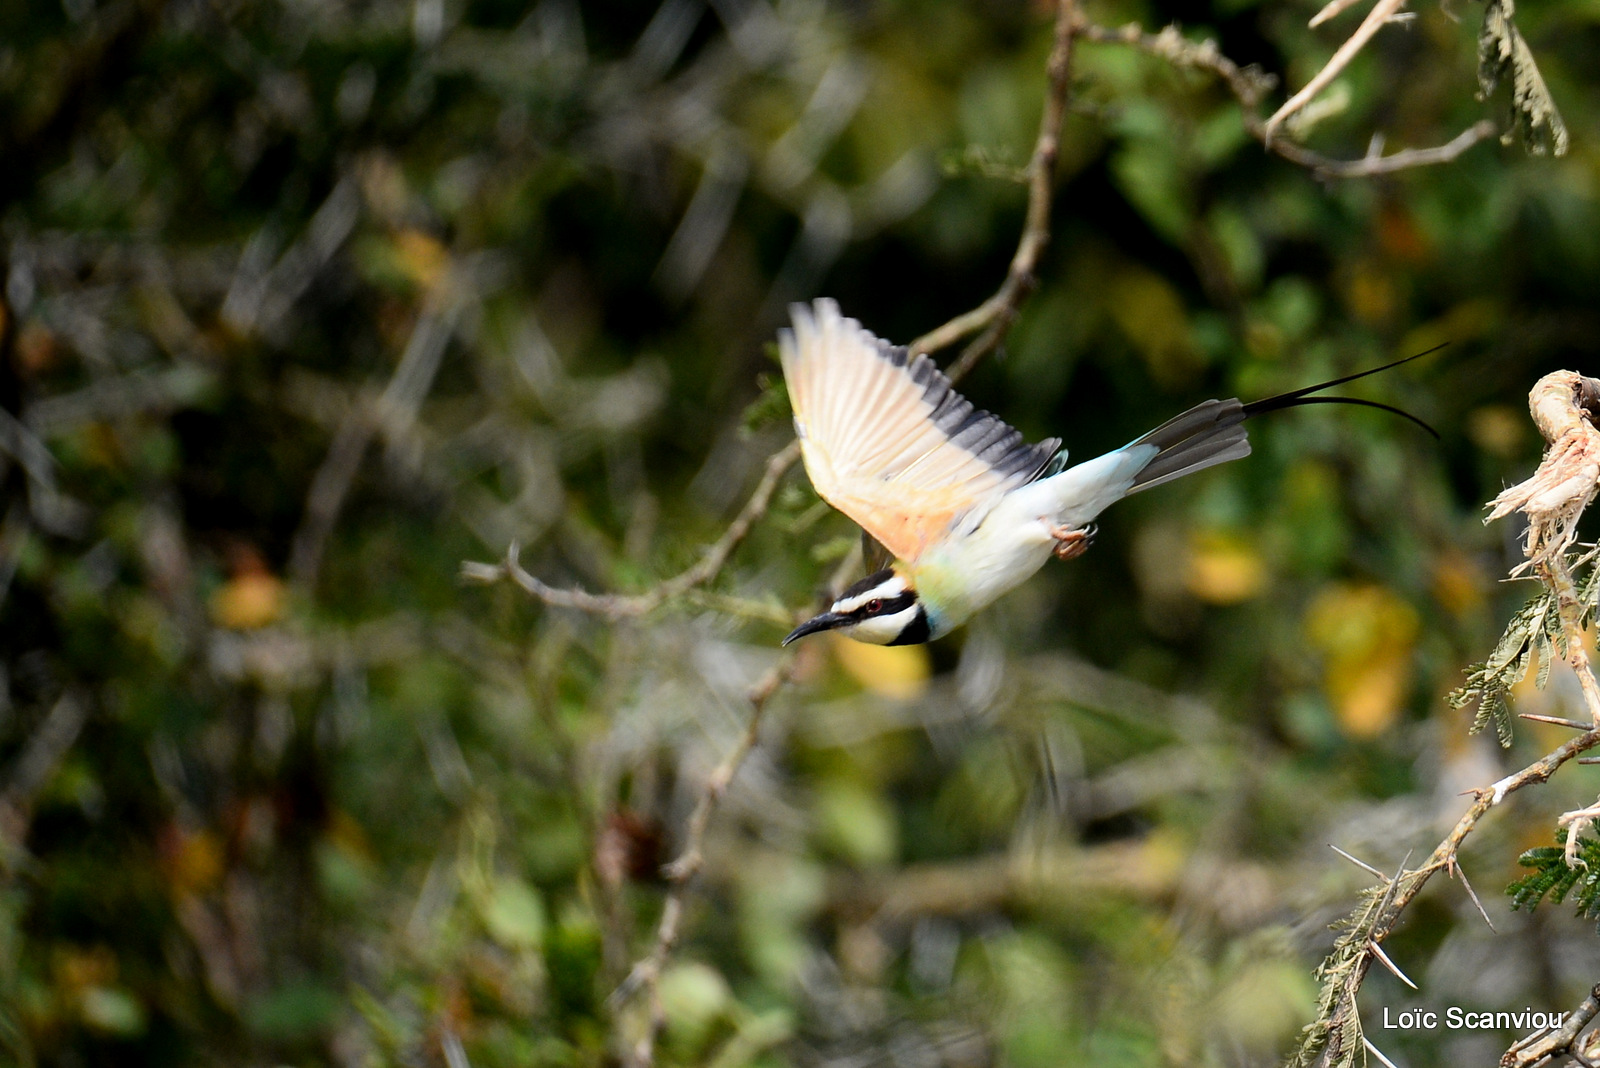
[
  {"xmin": 1374, "ymin": 850, "xmax": 1413, "ymax": 916},
  {"xmin": 1520, "ymin": 713, "xmax": 1595, "ymax": 731},
  {"xmin": 1578, "ymin": 756, "xmax": 1600, "ymax": 765},
  {"xmin": 1330, "ymin": 843, "xmax": 1389, "ymax": 880},
  {"xmin": 1448, "ymin": 857, "xmax": 1497, "ymax": 931},
  {"xmin": 1368, "ymin": 939, "xmax": 1418, "ymax": 990},
  {"xmin": 1363, "ymin": 1035, "xmax": 1404, "ymax": 1068},
  {"xmin": 1506, "ymin": 1022, "xmax": 1555, "ymax": 1056}
]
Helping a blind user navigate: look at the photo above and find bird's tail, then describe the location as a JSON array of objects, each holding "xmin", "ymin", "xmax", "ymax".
[
  {"xmin": 1124, "ymin": 345, "xmax": 1441, "ymax": 495},
  {"xmin": 1124, "ymin": 399, "xmax": 1250, "ymax": 493}
]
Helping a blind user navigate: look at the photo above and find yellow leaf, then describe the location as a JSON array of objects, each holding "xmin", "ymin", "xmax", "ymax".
[
  {"xmin": 1305, "ymin": 584, "xmax": 1419, "ymax": 739},
  {"xmin": 828, "ymin": 633, "xmax": 930, "ymax": 700},
  {"xmin": 162, "ymin": 827, "xmax": 224, "ymax": 895},
  {"xmin": 1467, "ymin": 405, "xmax": 1526, "ymax": 457},
  {"xmin": 1185, "ymin": 530, "xmax": 1266, "ymax": 605},
  {"xmin": 1344, "ymin": 262, "xmax": 1397, "ymax": 325},
  {"xmin": 1106, "ymin": 265, "xmax": 1203, "ymax": 387},
  {"xmin": 209, "ymin": 572, "xmax": 286, "ymax": 630},
  {"xmin": 1431, "ymin": 551, "xmax": 1486, "ymax": 618},
  {"xmin": 394, "ymin": 229, "xmax": 448, "ymax": 290}
]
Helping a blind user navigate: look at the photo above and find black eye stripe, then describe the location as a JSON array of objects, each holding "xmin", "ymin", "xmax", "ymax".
[{"xmin": 853, "ymin": 592, "xmax": 914, "ymax": 618}]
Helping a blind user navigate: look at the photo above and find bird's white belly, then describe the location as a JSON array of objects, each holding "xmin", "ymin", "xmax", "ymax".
[
  {"xmin": 913, "ymin": 447, "xmax": 1154, "ymax": 634},
  {"xmin": 916, "ymin": 505, "xmax": 1058, "ymax": 632}
]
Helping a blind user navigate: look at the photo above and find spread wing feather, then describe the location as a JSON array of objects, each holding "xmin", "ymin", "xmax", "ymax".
[{"xmin": 779, "ymin": 299, "xmax": 1060, "ymax": 563}]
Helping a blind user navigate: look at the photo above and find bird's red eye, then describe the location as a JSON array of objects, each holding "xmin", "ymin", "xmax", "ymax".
[{"xmin": 865, "ymin": 599, "xmax": 883, "ymax": 613}]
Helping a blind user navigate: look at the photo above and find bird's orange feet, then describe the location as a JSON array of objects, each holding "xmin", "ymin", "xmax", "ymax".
[{"xmin": 1050, "ymin": 523, "xmax": 1096, "ymax": 561}]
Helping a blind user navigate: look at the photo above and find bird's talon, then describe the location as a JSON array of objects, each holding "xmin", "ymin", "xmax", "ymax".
[{"xmin": 1050, "ymin": 523, "xmax": 1096, "ymax": 561}]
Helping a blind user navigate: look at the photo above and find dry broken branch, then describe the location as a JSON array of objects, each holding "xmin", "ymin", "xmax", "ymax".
[{"xmin": 1487, "ymin": 372, "xmax": 1600, "ymax": 569}]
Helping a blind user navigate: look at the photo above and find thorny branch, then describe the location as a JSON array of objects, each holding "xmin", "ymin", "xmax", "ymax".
[{"xmin": 1290, "ymin": 372, "xmax": 1600, "ymax": 1068}]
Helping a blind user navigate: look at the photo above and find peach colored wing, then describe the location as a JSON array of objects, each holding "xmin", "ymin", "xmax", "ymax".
[{"xmin": 779, "ymin": 299, "xmax": 1061, "ymax": 563}]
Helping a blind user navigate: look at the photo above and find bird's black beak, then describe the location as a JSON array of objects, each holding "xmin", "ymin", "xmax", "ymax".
[{"xmin": 782, "ymin": 612, "xmax": 848, "ymax": 646}]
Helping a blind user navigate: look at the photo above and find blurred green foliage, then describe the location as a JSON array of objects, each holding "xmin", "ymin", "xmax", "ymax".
[{"xmin": 3, "ymin": 0, "xmax": 1600, "ymax": 1066}]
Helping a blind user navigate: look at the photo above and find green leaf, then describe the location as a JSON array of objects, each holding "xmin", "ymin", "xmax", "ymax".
[
  {"xmin": 1508, "ymin": 831, "xmax": 1600, "ymax": 932},
  {"xmin": 482, "ymin": 876, "xmax": 547, "ymax": 950}
]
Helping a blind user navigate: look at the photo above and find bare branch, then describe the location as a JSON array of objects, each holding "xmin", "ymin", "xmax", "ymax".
[
  {"xmin": 462, "ymin": 439, "xmax": 802, "ymax": 619},
  {"xmin": 910, "ymin": 0, "xmax": 1079, "ymax": 374},
  {"xmin": 1521, "ymin": 712, "xmax": 1595, "ymax": 731},
  {"xmin": 1282, "ymin": 120, "xmax": 1498, "ymax": 177},
  {"xmin": 610, "ymin": 656, "xmax": 796, "ymax": 1068},
  {"xmin": 1500, "ymin": 982, "xmax": 1600, "ymax": 1068},
  {"xmin": 1080, "ymin": 22, "xmax": 1498, "ymax": 180},
  {"xmin": 0, "ymin": 690, "xmax": 90, "ymax": 851},
  {"xmin": 1263, "ymin": 0, "xmax": 1409, "ymax": 143},
  {"xmin": 1309, "ymin": 0, "xmax": 1369, "ymax": 29}
]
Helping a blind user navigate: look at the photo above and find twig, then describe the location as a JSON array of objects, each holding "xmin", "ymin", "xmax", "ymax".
[
  {"xmin": 291, "ymin": 292, "xmax": 464, "ymax": 588},
  {"xmin": 1079, "ymin": 22, "xmax": 1498, "ymax": 180},
  {"xmin": 910, "ymin": 0, "xmax": 1079, "ymax": 374},
  {"xmin": 1500, "ymin": 982, "xmax": 1600, "ymax": 1068},
  {"xmin": 0, "ymin": 690, "xmax": 89, "ymax": 850},
  {"xmin": 611, "ymin": 656, "xmax": 796, "ymax": 1068},
  {"xmin": 1310, "ymin": 0, "xmax": 1369, "ymax": 29},
  {"xmin": 1280, "ymin": 120, "xmax": 1498, "ymax": 178},
  {"xmin": 461, "ymin": 439, "xmax": 802, "ymax": 619},
  {"xmin": 1262, "ymin": 0, "xmax": 1409, "ymax": 143}
]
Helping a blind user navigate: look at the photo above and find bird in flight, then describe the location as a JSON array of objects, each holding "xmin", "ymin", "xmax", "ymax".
[{"xmin": 779, "ymin": 299, "xmax": 1435, "ymax": 647}]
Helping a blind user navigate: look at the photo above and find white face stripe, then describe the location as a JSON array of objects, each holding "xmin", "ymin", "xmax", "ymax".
[
  {"xmin": 831, "ymin": 575, "xmax": 908, "ymax": 615},
  {"xmin": 842, "ymin": 604, "xmax": 921, "ymax": 645}
]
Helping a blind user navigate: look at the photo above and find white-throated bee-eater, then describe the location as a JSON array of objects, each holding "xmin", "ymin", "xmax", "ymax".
[{"xmin": 779, "ymin": 298, "xmax": 1434, "ymax": 647}]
